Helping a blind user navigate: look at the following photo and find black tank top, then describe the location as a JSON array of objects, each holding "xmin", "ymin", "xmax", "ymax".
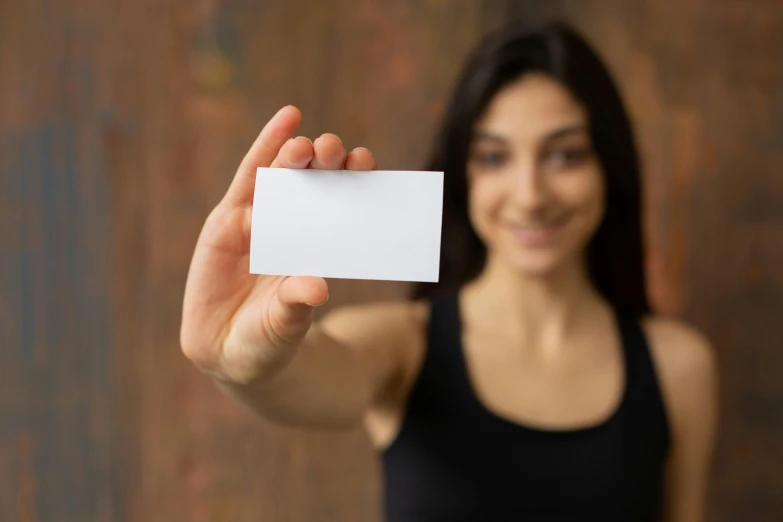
[{"xmin": 382, "ymin": 295, "xmax": 670, "ymax": 522}]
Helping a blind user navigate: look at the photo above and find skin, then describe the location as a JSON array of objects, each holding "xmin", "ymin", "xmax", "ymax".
[{"xmin": 181, "ymin": 75, "xmax": 718, "ymax": 521}]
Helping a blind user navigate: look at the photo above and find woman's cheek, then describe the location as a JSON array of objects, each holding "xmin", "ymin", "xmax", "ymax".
[
  {"xmin": 566, "ymin": 173, "xmax": 606, "ymax": 247},
  {"xmin": 467, "ymin": 179, "xmax": 502, "ymax": 243}
]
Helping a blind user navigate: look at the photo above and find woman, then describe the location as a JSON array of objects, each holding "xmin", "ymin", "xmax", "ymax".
[{"xmin": 181, "ymin": 22, "xmax": 717, "ymax": 522}]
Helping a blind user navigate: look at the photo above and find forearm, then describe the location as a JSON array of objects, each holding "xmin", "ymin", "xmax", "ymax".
[{"xmin": 216, "ymin": 325, "xmax": 372, "ymax": 430}]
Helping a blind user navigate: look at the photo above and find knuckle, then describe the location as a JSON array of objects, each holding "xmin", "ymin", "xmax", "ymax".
[
  {"xmin": 181, "ymin": 338, "xmax": 207, "ymax": 364},
  {"xmin": 266, "ymin": 306, "xmax": 310, "ymax": 347}
]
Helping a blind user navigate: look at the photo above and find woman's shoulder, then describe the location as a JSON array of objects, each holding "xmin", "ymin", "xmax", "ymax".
[
  {"xmin": 641, "ymin": 316, "xmax": 717, "ymax": 385},
  {"xmin": 320, "ymin": 298, "xmax": 430, "ymax": 336},
  {"xmin": 319, "ymin": 299, "xmax": 432, "ymax": 447},
  {"xmin": 640, "ymin": 315, "xmax": 718, "ymax": 428},
  {"xmin": 318, "ymin": 299, "xmax": 431, "ymax": 379}
]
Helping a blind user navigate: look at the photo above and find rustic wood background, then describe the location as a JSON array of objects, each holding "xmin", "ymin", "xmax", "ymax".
[{"xmin": 1, "ymin": 0, "xmax": 781, "ymax": 521}]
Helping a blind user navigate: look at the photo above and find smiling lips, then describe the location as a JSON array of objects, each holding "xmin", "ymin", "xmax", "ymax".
[{"xmin": 504, "ymin": 217, "xmax": 567, "ymax": 247}]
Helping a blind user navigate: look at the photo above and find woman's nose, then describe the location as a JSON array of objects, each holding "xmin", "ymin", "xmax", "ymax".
[{"xmin": 509, "ymin": 163, "xmax": 548, "ymax": 210}]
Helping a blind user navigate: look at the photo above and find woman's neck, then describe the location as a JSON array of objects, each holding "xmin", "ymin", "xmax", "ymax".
[{"xmin": 461, "ymin": 254, "xmax": 609, "ymax": 349}]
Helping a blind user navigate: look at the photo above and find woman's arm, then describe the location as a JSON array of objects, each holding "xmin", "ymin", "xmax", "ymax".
[
  {"xmin": 219, "ymin": 301, "xmax": 424, "ymax": 430},
  {"xmin": 645, "ymin": 318, "xmax": 719, "ymax": 522}
]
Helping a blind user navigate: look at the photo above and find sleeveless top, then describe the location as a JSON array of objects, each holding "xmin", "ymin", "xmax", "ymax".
[{"xmin": 382, "ymin": 295, "xmax": 670, "ymax": 522}]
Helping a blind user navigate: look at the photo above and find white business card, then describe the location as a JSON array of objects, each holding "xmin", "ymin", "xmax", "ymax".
[{"xmin": 250, "ymin": 168, "xmax": 443, "ymax": 282}]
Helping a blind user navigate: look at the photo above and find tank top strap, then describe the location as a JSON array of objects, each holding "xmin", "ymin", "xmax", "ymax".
[
  {"xmin": 403, "ymin": 294, "xmax": 478, "ymax": 419},
  {"xmin": 614, "ymin": 309, "xmax": 671, "ymax": 450}
]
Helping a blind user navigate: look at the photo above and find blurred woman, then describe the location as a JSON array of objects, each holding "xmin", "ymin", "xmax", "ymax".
[{"xmin": 181, "ymin": 22, "xmax": 717, "ymax": 522}]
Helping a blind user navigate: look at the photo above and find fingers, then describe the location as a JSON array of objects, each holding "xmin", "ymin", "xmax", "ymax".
[
  {"xmin": 268, "ymin": 277, "xmax": 329, "ymax": 344},
  {"xmin": 344, "ymin": 147, "xmax": 377, "ymax": 170},
  {"xmin": 278, "ymin": 276, "xmax": 329, "ymax": 307},
  {"xmin": 270, "ymin": 137, "xmax": 315, "ymax": 168},
  {"xmin": 309, "ymin": 133, "xmax": 347, "ymax": 170},
  {"xmin": 224, "ymin": 105, "xmax": 302, "ymax": 207},
  {"xmin": 222, "ymin": 103, "xmax": 374, "ymax": 209}
]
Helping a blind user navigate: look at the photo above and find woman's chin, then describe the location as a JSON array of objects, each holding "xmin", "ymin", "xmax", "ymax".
[{"xmin": 500, "ymin": 248, "xmax": 570, "ymax": 278}]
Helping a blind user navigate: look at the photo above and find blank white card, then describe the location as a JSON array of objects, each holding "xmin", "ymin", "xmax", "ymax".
[{"xmin": 250, "ymin": 168, "xmax": 444, "ymax": 282}]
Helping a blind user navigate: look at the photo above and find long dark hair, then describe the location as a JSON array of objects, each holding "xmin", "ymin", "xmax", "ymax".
[{"xmin": 413, "ymin": 21, "xmax": 651, "ymax": 316}]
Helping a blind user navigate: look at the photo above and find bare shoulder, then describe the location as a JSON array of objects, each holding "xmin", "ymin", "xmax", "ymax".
[
  {"xmin": 643, "ymin": 317, "xmax": 717, "ymax": 383},
  {"xmin": 319, "ymin": 300, "xmax": 430, "ymax": 447},
  {"xmin": 318, "ymin": 299, "xmax": 430, "ymax": 395},
  {"xmin": 319, "ymin": 299, "xmax": 428, "ymax": 343},
  {"xmin": 642, "ymin": 316, "xmax": 719, "ymax": 419}
]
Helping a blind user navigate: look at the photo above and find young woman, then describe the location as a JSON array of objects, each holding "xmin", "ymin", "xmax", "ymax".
[{"xmin": 181, "ymin": 22, "xmax": 717, "ymax": 522}]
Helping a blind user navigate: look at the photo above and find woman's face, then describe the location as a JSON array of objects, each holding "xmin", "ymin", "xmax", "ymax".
[{"xmin": 467, "ymin": 73, "xmax": 605, "ymax": 276}]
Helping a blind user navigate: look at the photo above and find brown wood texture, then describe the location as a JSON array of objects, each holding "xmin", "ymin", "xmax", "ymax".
[{"xmin": 1, "ymin": 0, "xmax": 781, "ymax": 521}]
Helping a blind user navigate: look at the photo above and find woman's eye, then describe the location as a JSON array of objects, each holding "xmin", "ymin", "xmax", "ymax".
[
  {"xmin": 544, "ymin": 147, "xmax": 590, "ymax": 168},
  {"xmin": 471, "ymin": 151, "xmax": 507, "ymax": 168}
]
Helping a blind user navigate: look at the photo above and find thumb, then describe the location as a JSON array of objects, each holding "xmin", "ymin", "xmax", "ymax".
[{"xmin": 268, "ymin": 276, "xmax": 329, "ymax": 345}]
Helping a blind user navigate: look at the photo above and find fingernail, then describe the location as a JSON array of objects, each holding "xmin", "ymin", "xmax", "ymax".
[
  {"xmin": 324, "ymin": 133, "xmax": 342, "ymax": 145},
  {"xmin": 304, "ymin": 294, "xmax": 329, "ymax": 307}
]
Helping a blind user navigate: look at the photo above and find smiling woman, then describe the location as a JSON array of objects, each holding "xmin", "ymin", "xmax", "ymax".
[
  {"xmin": 180, "ymin": 20, "xmax": 717, "ymax": 522},
  {"xmin": 466, "ymin": 75, "xmax": 605, "ymax": 277},
  {"xmin": 378, "ymin": 22, "xmax": 715, "ymax": 522},
  {"xmin": 417, "ymin": 23, "xmax": 648, "ymax": 315}
]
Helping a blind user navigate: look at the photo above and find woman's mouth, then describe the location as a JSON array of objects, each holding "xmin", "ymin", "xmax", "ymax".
[{"xmin": 504, "ymin": 220, "xmax": 565, "ymax": 247}]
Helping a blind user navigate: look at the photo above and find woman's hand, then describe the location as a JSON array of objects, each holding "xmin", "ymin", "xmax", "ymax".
[{"xmin": 180, "ymin": 106, "xmax": 376, "ymax": 385}]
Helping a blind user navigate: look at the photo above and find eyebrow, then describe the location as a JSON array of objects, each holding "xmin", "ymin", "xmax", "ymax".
[{"xmin": 473, "ymin": 124, "xmax": 588, "ymax": 144}]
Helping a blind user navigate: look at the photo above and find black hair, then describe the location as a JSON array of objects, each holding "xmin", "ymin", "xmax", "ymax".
[{"xmin": 413, "ymin": 21, "xmax": 651, "ymax": 315}]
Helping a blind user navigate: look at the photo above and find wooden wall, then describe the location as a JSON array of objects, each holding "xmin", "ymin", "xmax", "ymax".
[{"xmin": 1, "ymin": 0, "xmax": 781, "ymax": 520}]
